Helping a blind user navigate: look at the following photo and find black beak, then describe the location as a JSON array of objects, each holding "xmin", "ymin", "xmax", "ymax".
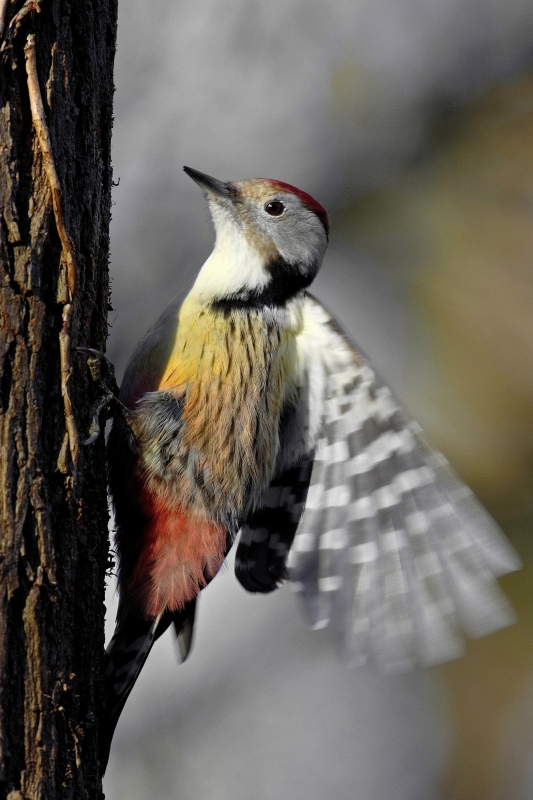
[{"xmin": 183, "ymin": 166, "xmax": 231, "ymax": 200}]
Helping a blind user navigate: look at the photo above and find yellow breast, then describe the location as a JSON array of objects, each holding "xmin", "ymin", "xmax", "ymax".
[{"xmin": 155, "ymin": 296, "xmax": 299, "ymax": 515}]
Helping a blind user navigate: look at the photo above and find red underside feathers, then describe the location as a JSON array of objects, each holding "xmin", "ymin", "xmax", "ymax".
[{"xmin": 127, "ymin": 487, "xmax": 227, "ymax": 619}]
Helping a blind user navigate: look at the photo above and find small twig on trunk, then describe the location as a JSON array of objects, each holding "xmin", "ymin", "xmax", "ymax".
[
  {"xmin": 0, "ymin": 0, "xmax": 10, "ymax": 41},
  {"xmin": 1, "ymin": 0, "xmax": 42, "ymax": 51},
  {"xmin": 24, "ymin": 32, "xmax": 79, "ymax": 472}
]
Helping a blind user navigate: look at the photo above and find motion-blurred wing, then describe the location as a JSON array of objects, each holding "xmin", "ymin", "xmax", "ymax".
[{"xmin": 288, "ymin": 295, "xmax": 520, "ymax": 672}]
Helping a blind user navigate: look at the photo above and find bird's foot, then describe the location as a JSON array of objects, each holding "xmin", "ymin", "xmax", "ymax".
[{"xmin": 77, "ymin": 348, "xmax": 127, "ymax": 445}]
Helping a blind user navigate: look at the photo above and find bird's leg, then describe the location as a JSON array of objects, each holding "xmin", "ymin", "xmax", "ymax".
[{"xmin": 77, "ymin": 347, "xmax": 130, "ymax": 445}]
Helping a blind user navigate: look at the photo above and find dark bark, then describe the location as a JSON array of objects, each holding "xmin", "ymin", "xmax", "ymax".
[{"xmin": 0, "ymin": 0, "xmax": 117, "ymax": 797}]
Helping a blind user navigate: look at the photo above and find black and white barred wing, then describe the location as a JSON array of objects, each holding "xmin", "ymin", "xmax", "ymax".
[{"xmin": 288, "ymin": 297, "xmax": 520, "ymax": 672}]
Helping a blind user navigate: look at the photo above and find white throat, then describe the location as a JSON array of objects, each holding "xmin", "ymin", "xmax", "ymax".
[{"xmin": 189, "ymin": 210, "xmax": 269, "ymax": 303}]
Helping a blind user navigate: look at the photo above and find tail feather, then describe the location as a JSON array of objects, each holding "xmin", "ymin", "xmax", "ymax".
[
  {"xmin": 174, "ymin": 599, "xmax": 196, "ymax": 661},
  {"xmin": 100, "ymin": 599, "xmax": 196, "ymax": 771}
]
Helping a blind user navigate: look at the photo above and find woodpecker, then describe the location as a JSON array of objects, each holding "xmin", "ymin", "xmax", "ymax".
[{"xmin": 99, "ymin": 167, "xmax": 520, "ymax": 767}]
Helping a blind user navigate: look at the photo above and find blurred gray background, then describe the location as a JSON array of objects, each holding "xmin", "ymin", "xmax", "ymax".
[{"xmin": 103, "ymin": 1, "xmax": 533, "ymax": 797}]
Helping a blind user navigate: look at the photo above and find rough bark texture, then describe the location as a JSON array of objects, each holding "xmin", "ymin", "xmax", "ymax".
[{"xmin": 0, "ymin": 0, "xmax": 117, "ymax": 797}]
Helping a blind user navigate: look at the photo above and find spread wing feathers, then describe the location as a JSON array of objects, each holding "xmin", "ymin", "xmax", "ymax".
[
  {"xmin": 101, "ymin": 600, "xmax": 196, "ymax": 768},
  {"xmin": 288, "ymin": 297, "xmax": 520, "ymax": 672},
  {"xmin": 235, "ymin": 459, "xmax": 314, "ymax": 593}
]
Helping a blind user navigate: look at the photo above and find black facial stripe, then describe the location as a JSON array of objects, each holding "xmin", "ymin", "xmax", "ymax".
[{"xmin": 210, "ymin": 255, "xmax": 317, "ymax": 313}]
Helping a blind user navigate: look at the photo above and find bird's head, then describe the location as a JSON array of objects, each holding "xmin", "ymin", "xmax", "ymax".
[{"xmin": 183, "ymin": 167, "xmax": 329, "ymax": 310}]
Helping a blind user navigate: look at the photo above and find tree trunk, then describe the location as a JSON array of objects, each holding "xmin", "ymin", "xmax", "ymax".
[{"xmin": 0, "ymin": 0, "xmax": 116, "ymax": 797}]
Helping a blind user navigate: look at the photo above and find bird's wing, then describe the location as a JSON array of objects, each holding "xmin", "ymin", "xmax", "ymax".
[
  {"xmin": 288, "ymin": 294, "xmax": 520, "ymax": 671},
  {"xmin": 235, "ymin": 458, "xmax": 314, "ymax": 593}
]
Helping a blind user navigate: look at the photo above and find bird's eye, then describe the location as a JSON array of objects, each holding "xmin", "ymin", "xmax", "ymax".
[{"xmin": 264, "ymin": 200, "xmax": 285, "ymax": 217}]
